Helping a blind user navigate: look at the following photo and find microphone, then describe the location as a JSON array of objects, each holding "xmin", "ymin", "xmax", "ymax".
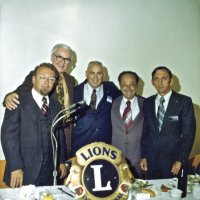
[
  {"xmin": 67, "ymin": 100, "xmax": 86, "ymax": 111},
  {"xmin": 50, "ymin": 99, "xmax": 89, "ymax": 186},
  {"xmin": 69, "ymin": 100, "xmax": 90, "ymax": 119},
  {"xmin": 51, "ymin": 100, "xmax": 90, "ymax": 129}
]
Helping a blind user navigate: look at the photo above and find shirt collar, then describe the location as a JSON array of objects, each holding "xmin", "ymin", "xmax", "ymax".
[
  {"xmin": 122, "ymin": 96, "xmax": 136, "ymax": 104},
  {"xmin": 85, "ymin": 82, "xmax": 102, "ymax": 94},
  {"xmin": 32, "ymin": 88, "xmax": 49, "ymax": 107},
  {"xmin": 156, "ymin": 90, "xmax": 172, "ymax": 102}
]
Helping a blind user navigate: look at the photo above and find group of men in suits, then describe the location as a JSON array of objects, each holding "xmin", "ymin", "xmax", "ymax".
[
  {"xmin": 1, "ymin": 43, "xmax": 196, "ymax": 187},
  {"xmin": 111, "ymin": 67, "xmax": 195, "ymax": 179}
]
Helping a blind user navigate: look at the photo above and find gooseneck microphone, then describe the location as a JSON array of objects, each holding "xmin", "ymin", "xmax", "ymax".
[{"xmin": 50, "ymin": 100, "xmax": 89, "ymax": 185}]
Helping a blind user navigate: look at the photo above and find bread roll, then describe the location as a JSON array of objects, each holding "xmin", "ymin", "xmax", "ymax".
[
  {"xmin": 140, "ymin": 188, "xmax": 156, "ymax": 197},
  {"xmin": 160, "ymin": 184, "xmax": 170, "ymax": 192}
]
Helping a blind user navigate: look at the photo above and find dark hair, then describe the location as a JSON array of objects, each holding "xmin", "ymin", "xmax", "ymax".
[
  {"xmin": 118, "ymin": 71, "xmax": 140, "ymax": 85},
  {"xmin": 34, "ymin": 63, "xmax": 59, "ymax": 79},
  {"xmin": 152, "ymin": 66, "xmax": 172, "ymax": 79}
]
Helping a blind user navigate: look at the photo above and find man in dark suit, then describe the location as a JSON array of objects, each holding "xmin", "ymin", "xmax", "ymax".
[
  {"xmin": 111, "ymin": 71, "xmax": 145, "ymax": 178},
  {"xmin": 70, "ymin": 61, "xmax": 121, "ymax": 156},
  {"xmin": 1, "ymin": 63, "xmax": 67, "ymax": 187},
  {"xmin": 3, "ymin": 43, "xmax": 76, "ymax": 157},
  {"xmin": 140, "ymin": 66, "xmax": 196, "ymax": 179}
]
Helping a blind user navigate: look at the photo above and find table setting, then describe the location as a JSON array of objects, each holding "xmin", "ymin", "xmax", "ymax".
[
  {"xmin": 127, "ymin": 175, "xmax": 200, "ymax": 200},
  {"xmin": 0, "ymin": 175, "xmax": 200, "ymax": 200},
  {"xmin": 0, "ymin": 185, "xmax": 75, "ymax": 200}
]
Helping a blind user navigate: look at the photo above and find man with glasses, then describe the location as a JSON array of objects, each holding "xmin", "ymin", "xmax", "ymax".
[
  {"xmin": 1, "ymin": 63, "xmax": 67, "ymax": 187},
  {"xmin": 3, "ymin": 43, "xmax": 75, "ymax": 110},
  {"xmin": 3, "ymin": 43, "xmax": 76, "ymax": 158}
]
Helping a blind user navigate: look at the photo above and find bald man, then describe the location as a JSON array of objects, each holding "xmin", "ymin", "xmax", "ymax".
[{"xmin": 70, "ymin": 61, "xmax": 121, "ymax": 156}]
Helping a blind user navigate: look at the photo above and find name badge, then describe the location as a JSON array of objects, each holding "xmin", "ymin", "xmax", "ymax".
[
  {"xmin": 107, "ymin": 96, "xmax": 113, "ymax": 103},
  {"xmin": 168, "ymin": 116, "xmax": 179, "ymax": 121}
]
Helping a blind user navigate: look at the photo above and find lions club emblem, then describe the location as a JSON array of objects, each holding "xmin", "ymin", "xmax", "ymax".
[{"xmin": 66, "ymin": 142, "xmax": 134, "ymax": 200}]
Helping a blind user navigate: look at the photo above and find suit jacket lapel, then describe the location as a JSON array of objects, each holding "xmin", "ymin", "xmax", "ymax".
[
  {"xmin": 160, "ymin": 91, "xmax": 178, "ymax": 132},
  {"xmin": 150, "ymin": 95, "xmax": 159, "ymax": 131},
  {"xmin": 133, "ymin": 96, "xmax": 144, "ymax": 124},
  {"xmin": 97, "ymin": 83, "xmax": 108, "ymax": 108},
  {"xmin": 114, "ymin": 96, "xmax": 124, "ymax": 127},
  {"xmin": 63, "ymin": 72, "xmax": 73, "ymax": 105},
  {"xmin": 49, "ymin": 99, "xmax": 56, "ymax": 120},
  {"xmin": 27, "ymin": 93, "xmax": 42, "ymax": 117},
  {"xmin": 75, "ymin": 82, "xmax": 85, "ymax": 102}
]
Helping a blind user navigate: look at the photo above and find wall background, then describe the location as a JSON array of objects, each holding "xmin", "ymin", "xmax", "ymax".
[{"xmin": 0, "ymin": 0, "xmax": 200, "ymax": 159}]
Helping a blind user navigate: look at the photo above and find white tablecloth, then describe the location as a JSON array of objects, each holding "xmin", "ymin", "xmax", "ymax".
[
  {"xmin": 0, "ymin": 185, "xmax": 75, "ymax": 200},
  {"xmin": 0, "ymin": 180, "xmax": 197, "ymax": 200},
  {"xmin": 129, "ymin": 178, "xmax": 197, "ymax": 200}
]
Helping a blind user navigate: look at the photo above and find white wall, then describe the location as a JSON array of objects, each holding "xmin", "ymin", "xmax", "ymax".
[{"xmin": 1, "ymin": 0, "xmax": 200, "ymax": 159}]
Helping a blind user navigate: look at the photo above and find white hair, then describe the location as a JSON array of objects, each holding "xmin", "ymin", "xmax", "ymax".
[{"xmin": 51, "ymin": 43, "xmax": 72, "ymax": 55}]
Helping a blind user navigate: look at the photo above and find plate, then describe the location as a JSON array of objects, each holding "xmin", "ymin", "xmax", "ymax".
[{"xmin": 188, "ymin": 174, "xmax": 200, "ymax": 184}]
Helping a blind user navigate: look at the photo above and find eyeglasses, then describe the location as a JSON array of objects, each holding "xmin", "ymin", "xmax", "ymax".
[
  {"xmin": 37, "ymin": 75, "xmax": 56, "ymax": 84},
  {"xmin": 54, "ymin": 54, "xmax": 71, "ymax": 64}
]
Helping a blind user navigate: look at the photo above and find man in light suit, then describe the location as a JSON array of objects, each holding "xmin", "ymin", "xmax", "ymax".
[
  {"xmin": 1, "ymin": 63, "xmax": 67, "ymax": 187},
  {"xmin": 111, "ymin": 71, "xmax": 145, "ymax": 178},
  {"xmin": 3, "ymin": 43, "xmax": 76, "ymax": 158},
  {"xmin": 70, "ymin": 61, "xmax": 121, "ymax": 156},
  {"xmin": 140, "ymin": 66, "xmax": 196, "ymax": 179}
]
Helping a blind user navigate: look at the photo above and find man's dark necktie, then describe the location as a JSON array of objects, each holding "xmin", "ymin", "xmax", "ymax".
[
  {"xmin": 41, "ymin": 97, "xmax": 49, "ymax": 117},
  {"xmin": 90, "ymin": 89, "xmax": 97, "ymax": 110},
  {"xmin": 122, "ymin": 100, "xmax": 133, "ymax": 130},
  {"xmin": 157, "ymin": 96, "xmax": 165, "ymax": 131}
]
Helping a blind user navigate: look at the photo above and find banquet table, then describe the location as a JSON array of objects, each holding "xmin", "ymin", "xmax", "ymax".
[
  {"xmin": 0, "ymin": 179, "xmax": 198, "ymax": 200},
  {"xmin": 128, "ymin": 178, "xmax": 198, "ymax": 200},
  {"xmin": 0, "ymin": 185, "xmax": 75, "ymax": 200}
]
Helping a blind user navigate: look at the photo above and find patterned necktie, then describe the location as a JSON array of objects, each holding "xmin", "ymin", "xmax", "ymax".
[
  {"xmin": 41, "ymin": 97, "xmax": 49, "ymax": 117},
  {"xmin": 157, "ymin": 96, "xmax": 165, "ymax": 131},
  {"xmin": 90, "ymin": 89, "xmax": 97, "ymax": 110},
  {"xmin": 122, "ymin": 101, "xmax": 133, "ymax": 130},
  {"xmin": 56, "ymin": 75, "xmax": 65, "ymax": 109}
]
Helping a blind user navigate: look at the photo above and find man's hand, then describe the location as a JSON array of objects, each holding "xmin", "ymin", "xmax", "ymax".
[
  {"xmin": 10, "ymin": 169, "xmax": 23, "ymax": 188},
  {"xmin": 5, "ymin": 93, "xmax": 19, "ymax": 110},
  {"xmin": 171, "ymin": 161, "xmax": 182, "ymax": 175},
  {"xmin": 59, "ymin": 163, "xmax": 68, "ymax": 179},
  {"xmin": 140, "ymin": 158, "xmax": 148, "ymax": 171}
]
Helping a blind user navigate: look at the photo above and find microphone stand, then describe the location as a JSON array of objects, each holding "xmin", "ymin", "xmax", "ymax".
[{"xmin": 50, "ymin": 100, "xmax": 86, "ymax": 186}]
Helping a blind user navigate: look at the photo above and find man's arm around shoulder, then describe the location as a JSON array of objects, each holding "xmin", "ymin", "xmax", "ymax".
[{"xmin": 2, "ymin": 70, "xmax": 34, "ymax": 110}]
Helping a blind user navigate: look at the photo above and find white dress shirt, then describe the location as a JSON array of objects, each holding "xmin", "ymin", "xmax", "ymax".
[
  {"xmin": 84, "ymin": 83, "xmax": 103, "ymax": 107},
  {"xmin": 32, "ymin": 88, "xmax": 49, "ymax": 109},
  {"xmin": 120, "ymin": 96, "xmax": 139, "ymax": 121},
  {"xmin": 155, "ymin": 90, "xmax": 172, "ymax": 114}
]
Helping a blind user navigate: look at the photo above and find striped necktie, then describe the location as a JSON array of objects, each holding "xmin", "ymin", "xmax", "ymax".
[
  {"xmin": 41, "ymin": 97, "xmax": 49, "ymax": 117},
  {"xmin": 157, "ymin": 97, "xmax": 165, "ymax": 131},
  {"xmin": 90, "ymin": 89, "xmax": 97, "ymax": 110},
  {"xmin": 122, "ymin": 101, "xmax": 133, "ymax": 130}
]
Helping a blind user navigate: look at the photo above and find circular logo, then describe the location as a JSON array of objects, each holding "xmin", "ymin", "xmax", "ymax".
[
  {"xmin": 65, "ymin": 142, "xmax": 134, "ymax": 200},
  {"xmin": 82, "ymin": 159, "xmax": 119, "ymax": 198}
]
